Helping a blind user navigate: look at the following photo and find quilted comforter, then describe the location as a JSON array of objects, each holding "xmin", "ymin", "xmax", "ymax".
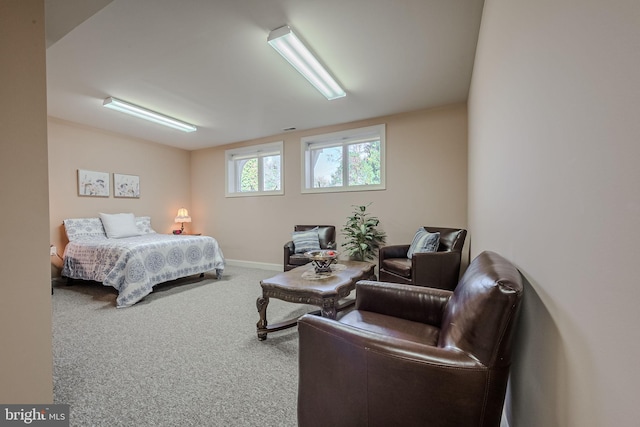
[{"xmin": 62, "ymin": 233, "xmax": 225, "ymax": 308}]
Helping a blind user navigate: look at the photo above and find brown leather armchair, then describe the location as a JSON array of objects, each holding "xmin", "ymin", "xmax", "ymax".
[
  {"xmin": 284, "ymin": 225, "xmax": 336, "ymax": 271},
  {"xmin": 298, "ymin": 251, "xmax": 523, "ymax": 427},
  {"xmin": 379, "ymin": 226, "xmax": 467, "ymax": 290}
]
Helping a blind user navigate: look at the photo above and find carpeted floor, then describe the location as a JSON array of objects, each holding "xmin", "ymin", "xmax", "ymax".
[{"xmin": 52, "ymin": 265, "xmax": 318, "ymax": 426}]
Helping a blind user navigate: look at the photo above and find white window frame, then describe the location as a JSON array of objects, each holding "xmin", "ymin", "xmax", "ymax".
[
  {"xmin": 225, "ymin": 141, "xmax": 284, "ymax": 197},
  {"xmin": 301, "ymin": 124, "xmax": 386, "ymax": 194}
]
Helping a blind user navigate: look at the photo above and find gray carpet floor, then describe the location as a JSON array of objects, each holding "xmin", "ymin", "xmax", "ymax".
[{"xmin": 52, "ymin": 265, "xmax": 319, "ymax": 427}]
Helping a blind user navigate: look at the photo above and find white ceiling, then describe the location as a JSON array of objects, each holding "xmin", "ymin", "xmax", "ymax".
[{"xmin": 45, "ymin": 0, "xmax": 484, "ymax": 150}]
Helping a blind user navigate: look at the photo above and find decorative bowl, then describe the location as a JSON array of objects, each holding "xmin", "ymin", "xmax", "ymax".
[{"xmin": 304, "ymin": 250, "xmax": 339, "ymax": 274}]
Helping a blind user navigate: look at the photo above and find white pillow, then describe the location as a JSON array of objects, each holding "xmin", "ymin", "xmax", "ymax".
[{"xmin": 99, "ymin": 213, "xmax": 141, "ymax": 239}]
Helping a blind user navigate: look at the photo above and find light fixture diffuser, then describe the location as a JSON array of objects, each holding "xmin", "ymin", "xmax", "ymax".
[
  {"xmin": 103, "ymin": 97, "xmax": 197, "ymax": 132},
  {"xmin": 268, "ymin": 25, "xmax": 346, "ymax": 100}
]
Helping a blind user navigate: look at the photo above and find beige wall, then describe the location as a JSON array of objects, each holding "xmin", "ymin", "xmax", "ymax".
[
  {"xmin": 48, "ymin": 118, "xmax": 192, "ymax": 273},
  {"xmin": 0, "ymin": 0, "xmax": 53, "ymax": 403},
  {"xmin": 469, "ymin": 0, "xmax": 640, "ymax": 426},
  {"xmin": 192, "ymin": 104, "xmax": 468, "ymax": 267}
]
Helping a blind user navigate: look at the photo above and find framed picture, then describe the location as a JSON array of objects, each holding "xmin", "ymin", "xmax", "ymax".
[
  {"xmin": 114, "ymin": 173, "xmax": 140, "ymax": 198},
  {"xmin": 77, "ymin": 169, "xmax": 110, "ymax": 197}
]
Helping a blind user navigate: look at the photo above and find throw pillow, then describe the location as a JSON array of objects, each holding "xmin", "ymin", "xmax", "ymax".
[
  {"xmin": 99, "ymin": 212, "xmax": 142, "ymax": 239},
  {"xmin": 63, "ymin": 218, "xmax": 107, "ymax": 242},
  {"xmin": 407, "ymin": 227, "xmax": 440, "ymax": 258},
  {"xmin": 292, "ymin": 227, "xmax": 321, "ymax": 254},
  {"xmin": 135, "ymin": 216, "xmax": 157, "ymax": 234}
]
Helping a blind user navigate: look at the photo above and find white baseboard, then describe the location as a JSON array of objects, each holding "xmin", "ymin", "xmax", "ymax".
[{"xmin": 225, "ymin": 259, "xmax": 282, "ymax": 271}]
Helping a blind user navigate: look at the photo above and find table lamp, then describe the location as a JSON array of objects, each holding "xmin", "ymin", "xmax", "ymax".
[{"xmin": 174, "ymin": 208, "xmax": 192, "ymax": 234}]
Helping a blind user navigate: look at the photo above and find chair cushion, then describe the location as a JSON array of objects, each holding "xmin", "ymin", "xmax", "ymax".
[
  {"xmin": 381, "ymin": 258, "xmax": 412, "ymax": 278},
  {"xmin": 340, "ymin": 310, "xmax": 440, "ymax": 346},
  {"xmin": 292, "ymin": 227, "xmax": 321, "ymax": 253},
  {"xmin": 407, "ymin": 228, "xmax": 440, "ymax": 258}
]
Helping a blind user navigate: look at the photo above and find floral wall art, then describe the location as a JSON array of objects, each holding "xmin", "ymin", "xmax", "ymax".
[
  {"xmin": 114, "ymin": 173, "xmax": 140, "ymax": 198},
  {"xmin": 77, "ymin": 169, "xmax": 110, "ymax": 197}
]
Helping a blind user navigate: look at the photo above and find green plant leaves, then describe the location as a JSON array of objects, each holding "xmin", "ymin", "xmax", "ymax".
[{"xmin": 340, "ymin": 203, "xmax": 386, "ymax": 261}]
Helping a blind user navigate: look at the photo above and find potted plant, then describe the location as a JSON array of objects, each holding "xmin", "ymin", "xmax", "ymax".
[{"xmin": 341, "ymin": 204, "xmax": 386, "ymax": 261}]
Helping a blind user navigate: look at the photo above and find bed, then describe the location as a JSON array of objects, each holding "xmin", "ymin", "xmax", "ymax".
[{"xmin": 61, "ymin": 214, "xmax": 225, "ymax": 308}]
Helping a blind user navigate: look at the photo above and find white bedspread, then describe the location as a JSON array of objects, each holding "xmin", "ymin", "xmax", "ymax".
[{"xmin": 62, "ymin": 234, "xmax": 225, "ymax": 308}]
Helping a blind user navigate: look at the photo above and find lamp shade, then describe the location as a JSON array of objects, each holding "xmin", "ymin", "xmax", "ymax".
[{"xmin": 174, "ymin": 208, "xmax": 192, "ymax": 223}]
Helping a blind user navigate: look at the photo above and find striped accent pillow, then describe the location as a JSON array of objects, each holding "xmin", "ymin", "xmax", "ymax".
[
  {"xmin": 293, "ymin": 227, "xmax": 321, "ymax": 253},
  {"xmin": 407, "ymin": 228, "xmax": 440, "ymax": 258}
]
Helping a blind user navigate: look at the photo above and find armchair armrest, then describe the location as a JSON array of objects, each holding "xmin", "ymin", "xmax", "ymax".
[
  {"xmin": 354, "ymin": 280, "xmax": 452, "ymax": 327},
  {"xmin": 412, "ymin": 250, "xmax": 462, "ymax": 290},
  {"xmin": 284, "ymin": 240, "xmax": 295, "ymax": 265},
  {"xmin": 298, "ymin": 315, "xmax": 488, "ymax": 427},
  {"xmin": 379, "ymin": 244, "xmax": 410, "ymax": 260},
  {"xmin": 284, "ymin": 240, "xmax": 295, "ymax": 252}
]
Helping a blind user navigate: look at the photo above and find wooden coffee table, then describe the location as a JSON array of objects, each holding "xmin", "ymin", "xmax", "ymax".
[{"xmin": 256, "ymin": 260, "xmax": 375, "ymax": 340}]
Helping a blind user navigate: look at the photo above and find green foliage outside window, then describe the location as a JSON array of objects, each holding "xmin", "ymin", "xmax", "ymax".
[
  {"xmin": 322, "ymin": 140, "xmax": 380, "ymax": 187},
  {"xmin": 348, "ymin": 141, "xmax": 380, "ymax": 186},
  {"xmin": 263, "ymin": 155, "xmax": 281, "ymax": 191},
  {"xmin": 239, "ymin": 155, "xmax": 281, "ymax": 192},
  {"xmin": 240, "ymin": 158, "xmax": 258, "ymax": 192}
]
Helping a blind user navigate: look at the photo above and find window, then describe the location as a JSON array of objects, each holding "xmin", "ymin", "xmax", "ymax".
[
  {"xmin": 301, "ymin": 124, "xmax": 385, "ymax": 193},
  {"xmin": 225, "ymin": 141, "xmax": 283, "ymax": 197}
]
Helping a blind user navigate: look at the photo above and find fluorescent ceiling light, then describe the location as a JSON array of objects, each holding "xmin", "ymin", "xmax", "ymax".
[
  {"xmin": 268, "ymin": 25, "xmax": 346, "ymax": 100},
  {"xmin": 102, "ymin": 97, "xmax": 197, "ymax": 133}
]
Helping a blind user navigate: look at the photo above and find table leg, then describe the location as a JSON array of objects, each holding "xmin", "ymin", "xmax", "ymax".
[
  {"xmin": 321, "ymin": 299, "xmax": 338, "ymax": 320},
  {"xmin": 256, "ymin": 295, "xmax": 270, "ymax": 340}
]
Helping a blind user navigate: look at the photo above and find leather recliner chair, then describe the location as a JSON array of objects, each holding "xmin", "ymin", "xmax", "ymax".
[
  {"xmin": 284, "ymin": 225, "xmax": 336, "ymax": 271},
  {"xmin": 379, "ymin": 226, "xmax": 467, "ymax": 290},
  {"xmin": 297, "ymin": 250, "xmax": 524, "ymax": 427}
]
